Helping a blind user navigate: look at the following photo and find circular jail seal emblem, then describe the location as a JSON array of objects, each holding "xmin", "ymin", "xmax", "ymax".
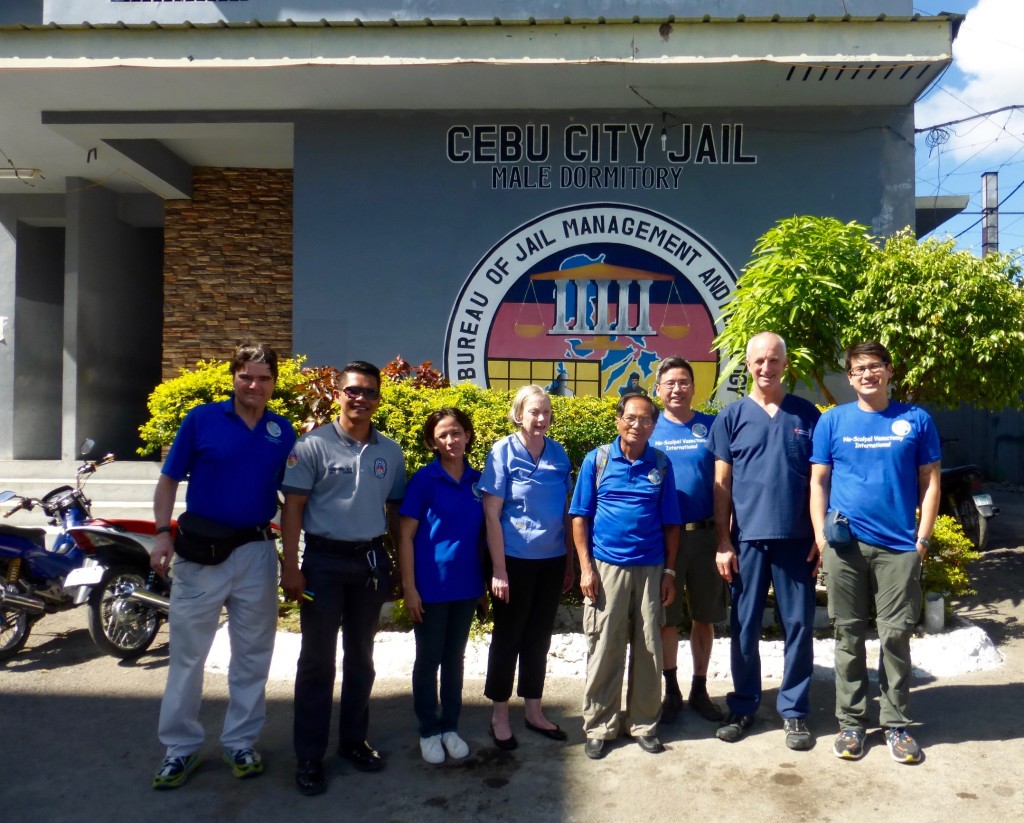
[
  {"xmin": 373, "ymin": 458, "xmax": 389, "ymax": 479},
  {"xmin": 648, "ymin": 468, "xmax": 664, "ymax": 485},
  {"xmin": 692, "ymin": 423, "xmax": 708, "ymax": 439},
  {"xmin": 891, "ymin": 420, "xmax": 912, "ymax": 437},
  {"xmin": 286, "ymin": 451, "xmax": 299, "ymax": 469},
  {"xmin": 266, "ymin": 421, "xmax": 282, "ymax": 438}
]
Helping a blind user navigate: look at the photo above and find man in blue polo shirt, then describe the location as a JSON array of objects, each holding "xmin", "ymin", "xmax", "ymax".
[
  {"xmin": 571, "ymin": 393, "xmax": 681, "ymax": 760},
  {"xmin": 810, "ymin": 341, "xmax": 941, "ymax": 764},
  {"xmin": 150, "ymin": 342, "xmax": 296, "ymax": 790},
  {"xmin": 708, "ymin": 331, "xmax": 820, "ymax": 751}
]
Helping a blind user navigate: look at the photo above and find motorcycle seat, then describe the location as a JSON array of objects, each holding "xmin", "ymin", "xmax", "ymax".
[{"xmin": 0, "ymin": 523, "xmax": 47, "ymax": 548}]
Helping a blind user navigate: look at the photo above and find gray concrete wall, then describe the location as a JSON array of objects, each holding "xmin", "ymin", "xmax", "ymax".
[
  {"xmin": 292, "ymin": 105, "xmax": 914, "ymax": 372},
  {"xmin": 63, "ymin": 181, "xmax": 163, "ymax": 460},
  {"xmin": 42, "ymin": 2, "xmax": 915, "ymax": 26},
  {"xmin": 13, "ymin": 225, "xmax": 64, "ymax": 459},
  {"xmin": 0, "ymin": 195, "xmax": 66, "ymax": 459}
]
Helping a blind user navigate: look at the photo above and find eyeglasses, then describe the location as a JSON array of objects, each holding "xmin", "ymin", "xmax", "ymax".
[
  {"xmin": 341, "ymin": 386, "xmax": 380, "ymax": 401},
  {"xmin": 848, "ymin": 362, "xmax": 888, "ymax": 377},
  {"xmin": 619, "ymin": 415, "xmax": 655, "ymax": 428},
  {"xmin": 658, "ymin": 380, "xmax": 692, "ymax": 389}
]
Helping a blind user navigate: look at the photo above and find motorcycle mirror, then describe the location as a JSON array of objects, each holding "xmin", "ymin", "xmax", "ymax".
[
  {"xmin": 0, "ymin": 490, "xmax": 15, "ymax": 504},
  {"xmin": 79, "ymin": 438, "xmax": 96, "ymax": 456}
]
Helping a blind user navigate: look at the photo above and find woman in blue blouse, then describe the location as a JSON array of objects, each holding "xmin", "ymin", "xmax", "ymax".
[
  {"xmin": 398, "ymin": 408, "xmax": 485, "ymax": 764},
  {"xmin": 481, "ymin": 385, "xmax": 575, "ymax": 749}
]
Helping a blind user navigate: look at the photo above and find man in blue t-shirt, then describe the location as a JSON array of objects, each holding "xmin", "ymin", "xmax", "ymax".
[
  {"xmin": 810, "ymin": 341, "xmax": 941, "ymax": 765},
  {"xmin": 650, "ymin": 357, "xmax": 726, "ymax": 724},
  {"xmin": 150, "ymin": 343, "xmax": 296, "ymax": 790},
  {"xmin": 707, "ymin": 331, "xmax": 820, "ymax": 751},
  {"xmin": 571, "ymin": 393, "xmax": 682, "ymax": 760}
]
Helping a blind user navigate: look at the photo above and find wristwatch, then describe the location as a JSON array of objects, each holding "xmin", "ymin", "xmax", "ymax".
[
  {"xmin": 662, "ymin": 568, "xmax": 677, "ymax": 578},
  {"xmin": 916, "ymin": 536, "xmax": 931, "ymax": 549},
  {"xmin": 156, "ymin": 525, "xmax": 172, "ymax": 535}
]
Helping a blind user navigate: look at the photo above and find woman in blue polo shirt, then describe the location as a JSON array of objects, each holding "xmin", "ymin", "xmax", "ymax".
[
  {"xmin": 398, "ymin": 408, "xmax": 486, "ymax": 765},
  {"xmin": 480, "ymin": 385, "xmax": 575, "ymax": 749}
]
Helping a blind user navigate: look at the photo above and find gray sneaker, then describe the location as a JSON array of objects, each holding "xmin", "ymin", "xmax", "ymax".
[
  {"xmin": 833, "ymin": 729, "xmax": 866, "ymax": 760},
  {"xmin": 884, "ymin": 728, "xmax": 922, "ymax": 764}
]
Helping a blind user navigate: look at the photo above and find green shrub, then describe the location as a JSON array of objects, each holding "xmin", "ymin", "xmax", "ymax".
[
  {"xmin": 922, "ymin": 514, "xmax": 981, "ymax": 599},
  {"xmin": 137, "ymin": 356, "xmax": 309, "ymax": 456}
]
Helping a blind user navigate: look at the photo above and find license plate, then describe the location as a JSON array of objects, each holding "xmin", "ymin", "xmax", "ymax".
[
  {"xmin": 973, "ymin": 493, "xmax": 994, "ymax": 509},
  {"xmin": 64, "ymin": 565, "xmax": 105, "ymax": 589}
]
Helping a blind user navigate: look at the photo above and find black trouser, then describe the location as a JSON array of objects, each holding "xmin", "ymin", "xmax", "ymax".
[
  {"xmin": 293, "ymin": 536, "xmax": 388, "ymax": 760},
  {"xmin": 484, "ymin": 554, "xmax": 564, "ymax": 702}
]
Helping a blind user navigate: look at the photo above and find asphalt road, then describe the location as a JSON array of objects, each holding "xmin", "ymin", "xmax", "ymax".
[{"xmin": 2, "ymin": 494, "xmax": 1023, "ymax": 823}]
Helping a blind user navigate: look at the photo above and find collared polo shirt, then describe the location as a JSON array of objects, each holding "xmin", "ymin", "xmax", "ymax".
[
  {"xmin": 283, "ymin": 419, "xmax": 406, "ymax": 541},
  {"xmin": 811, "ymin": 401, "xmax": 941, "ymax": 552},
  {"xmin": 399, "ymin": 458, "xmax": 485, "ymax": 602},
  {"xmin": 707, "ymin": 394, "xmax": 820, "ymax": 541},
  {"xmin": 161, "ymin": 397, "xmax": 296, "ymax": 529},
  {"xmin": 650, "ymin": 410, "xmax": 716, "ymax": 522},
  {"xmin": 478, "ymin": 434, "xmax": 573, "ymax": 560},
  {"xmin": 570, "ymin": 438, "xmax": 681, "ymax": 566}
]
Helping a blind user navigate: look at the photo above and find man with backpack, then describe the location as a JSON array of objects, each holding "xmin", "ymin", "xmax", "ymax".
[{"xmin": 570, "ymin": 392, "xmax": 682, "ymax": 760}]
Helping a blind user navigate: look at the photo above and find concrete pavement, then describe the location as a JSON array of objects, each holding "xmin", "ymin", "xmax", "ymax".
[{"xmin": 2, "ymin": 493, "xmax": 1023, "ymax": 823}]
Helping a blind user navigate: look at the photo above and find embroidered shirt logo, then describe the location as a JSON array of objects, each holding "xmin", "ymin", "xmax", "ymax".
[
  {"xmin": 374, "ymin": 458, "xmax": 388, "ymax": 479},
  {"xmin": 648, "ymin": 469, "xmax": 663, "ymax": 486},
  {"xmin": 266, "ymin": 421, "xmax": 282, "ymax": 439},
  {"xmin": 692, "ymin": 423, "xmax": 708, "ymax": 439},
  {"xmin": 891, "ymin": 420, "xmax": 912, "ymax": 437},
  {"xmin": 286, "ymin": 451, "xmax": 299, "ymax": 469}
]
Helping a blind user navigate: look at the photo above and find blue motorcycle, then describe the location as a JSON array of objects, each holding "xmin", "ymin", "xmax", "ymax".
[{"xmin": 0, "ymin": 443, "xmax": 114, "ymax": 660}]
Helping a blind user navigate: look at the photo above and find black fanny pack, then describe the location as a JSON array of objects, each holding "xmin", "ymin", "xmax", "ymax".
[{"xmin": 174, "ymin": 512, "xmax": 272, "ymax": 566}]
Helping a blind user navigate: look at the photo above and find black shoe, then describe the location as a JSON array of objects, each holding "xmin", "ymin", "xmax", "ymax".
[
  {"xmin": 524, "ymin": 720, "xmax": 568, "ymax": 741},
  {"xmin": 636, "ymin": 734, "xmax": 665, "ymax": 754},
  {"xmin": 784, "ymin": 718, "xmax": 813, "ymax": 751},
  {"xmin": 584, "ymin": 738, "xmax": 607, "ymax": 760},
  {"xmin": 688, "ymin": 690, "xmax": 725, "ymax": 722},
  {"xmin": 716, "ymin": 713, "xmax": 755, "ymax": 743},
  {"xmin": 660, "ymin": 691, "xmax": 683, "ymax": 725},
  {"xmin": 338, "ymin": 740, "xmax": 384, "ymax": 772},
  {"xmin": 295, "ymin": 759, "xmax": 326, "ymax": 796},
  {"xmin": 488, "ymin": 723, "xmax": 519, "ymax": 751}
]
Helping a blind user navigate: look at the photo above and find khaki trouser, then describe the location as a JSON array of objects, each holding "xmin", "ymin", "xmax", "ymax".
[{"xmin": 582, "ymin": 560, "xmax": 665, "ymax": 739}]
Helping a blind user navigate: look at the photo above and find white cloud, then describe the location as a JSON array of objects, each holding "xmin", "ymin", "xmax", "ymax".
[{"xmin": 917, "ymin": 0, "xmax": 1024, "ymax": 165}]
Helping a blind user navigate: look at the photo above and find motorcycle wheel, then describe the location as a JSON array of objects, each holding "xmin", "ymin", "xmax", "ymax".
[
  {"xmin": 954, "ymin": 495, "xmax": 987, "ymax": 550},
  {"xmin": 0, "ymin": 602, "xmax": 31, "ymax": 661},
  {"xmin": 87, "ymin": 566, "xmax": 162, "ymax": 659}
]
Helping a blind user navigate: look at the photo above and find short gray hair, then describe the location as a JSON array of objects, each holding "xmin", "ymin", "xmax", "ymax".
[{"xmin": 509, "ymin": 384, "xmax": 550, "ymax": 427}]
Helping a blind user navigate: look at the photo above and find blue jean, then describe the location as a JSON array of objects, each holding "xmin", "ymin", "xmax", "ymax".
[
  {"xmin": 412, "ymin": 597, "xmax": 479, "ymax": 737},
  {"xmin": 727, "ymin": 538, "xmax": 816, "ymax": 719}
]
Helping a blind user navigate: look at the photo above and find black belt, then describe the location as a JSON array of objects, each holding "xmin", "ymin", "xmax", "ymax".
[
  {"xmin": 305, "ymin": 533, "xmax": 385, "ymax": 553},
  {"xmin": 684, "ymin": 519, "xmax": 715, "ymax": 532}
]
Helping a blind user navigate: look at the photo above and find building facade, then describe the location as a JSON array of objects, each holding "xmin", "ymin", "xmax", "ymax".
[{"xmin": 0, "ymin": 1, "xmax": 955, "ymax": 459}]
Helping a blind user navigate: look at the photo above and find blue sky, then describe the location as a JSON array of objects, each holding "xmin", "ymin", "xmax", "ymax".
[{"xmin": 912, "ymin": 1, "xmax": 1024, "ymax": 257}]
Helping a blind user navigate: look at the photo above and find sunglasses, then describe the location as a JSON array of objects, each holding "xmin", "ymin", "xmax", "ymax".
[{"xmin": 341, "ymin": 385, "xmax": 380, "ymax": 401}]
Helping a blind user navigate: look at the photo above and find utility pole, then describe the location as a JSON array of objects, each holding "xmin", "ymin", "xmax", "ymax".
[{"xmin": 982, "ymin": 171, "xmax": 999, "ymax": 256}]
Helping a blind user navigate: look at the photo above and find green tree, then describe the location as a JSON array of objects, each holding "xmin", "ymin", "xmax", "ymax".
[
  {"xmin": 713, "ymin": 216, "xmax": 875, "ymax": 404},
  {"xmin": 849, "ymin": 231, "xmax": 1024, "ymax": 409}
]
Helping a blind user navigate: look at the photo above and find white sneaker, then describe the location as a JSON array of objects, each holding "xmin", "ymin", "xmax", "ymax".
[
  {"xmin": 420, "ymin": 734, "xmax": 445, "ymax": 764},
  {"xmin": 441, "ymin": 731, "xmax": 470, "ymax": 760}
]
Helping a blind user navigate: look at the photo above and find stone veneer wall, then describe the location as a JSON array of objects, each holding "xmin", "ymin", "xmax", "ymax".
[{"xmin": 162, "ymin": 168, "xmax": 293, "ymax": 378}]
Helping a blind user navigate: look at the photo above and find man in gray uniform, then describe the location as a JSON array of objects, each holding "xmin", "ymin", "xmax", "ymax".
[{"xmin": 281, "ymin": 360, "xmax": 406, "ymax": 796}]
